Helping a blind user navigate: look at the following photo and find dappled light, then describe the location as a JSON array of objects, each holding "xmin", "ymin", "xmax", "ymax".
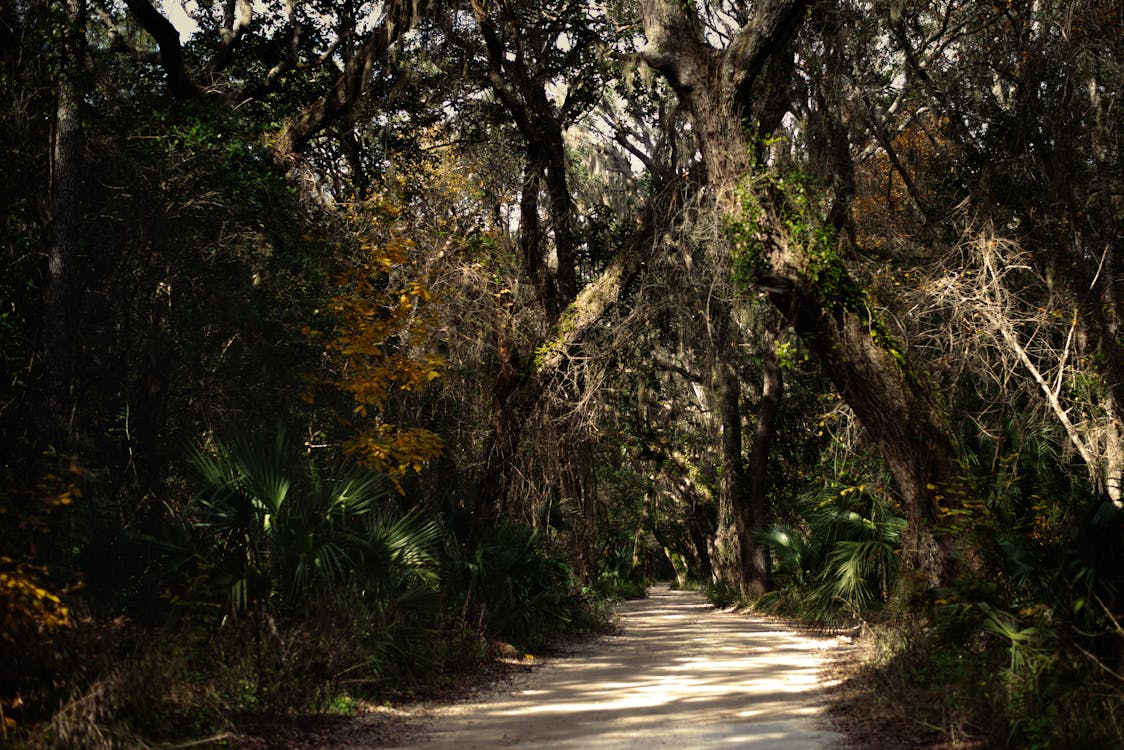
[{"xmin": 381, "ymin": 587, "xmax": 843, "ymax": 749}]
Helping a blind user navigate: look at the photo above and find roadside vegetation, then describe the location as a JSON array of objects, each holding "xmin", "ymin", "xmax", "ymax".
[
  {"xmin": 4, "ymin": 429, "xmax": 621, "ymax": 747},
  {"xmin": 707, "ymin": 410, "xmax": 1124, "ymax": 748}
]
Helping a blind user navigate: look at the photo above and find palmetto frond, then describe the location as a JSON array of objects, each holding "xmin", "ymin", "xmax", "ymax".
[
  {"xmin": 187, "ymin": 431, "xmax": 442, "ymax": 615},
  {"xmin": 755, "ymin": 525, "xmax": 807, "ymax": 585},
  {"xmin": 825, "ymin": 538, "xmax": 900, "ymax": 610}
]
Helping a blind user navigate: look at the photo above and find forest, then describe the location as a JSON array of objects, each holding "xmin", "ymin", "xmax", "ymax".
[{"xmin": 1, "ymin": 0, "xmax": 1122, "ymax": 746}]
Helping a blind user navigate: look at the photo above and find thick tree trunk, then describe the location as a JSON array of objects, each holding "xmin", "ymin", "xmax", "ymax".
[
  {"xmin": 518, "ymin": 159, "xmax": 562, "ymax": 317},
  {"xmin": 543, "ymin": 138, "xmax": 578, "ymax": 303},
  {"xmin": 706, "ymin": 299, "xmax": 768, "ymax": 598},
  {"xmin": 639, "ymin": 0, "xmax": 979, "ymax": 588},
  {"xmin": 779, "ymin": 285, "xmax": 975, "ymax": 585},
  {"xmin": 631, "ymin": 488, "xmax": 653, "ymax": 575},
  {"xmin": 709, "ymin": 343, "xmax": 748, "ymax": 593},
  {"xmin": 745, "ymin": 314, "xmax": 783, "ymax": 587}
]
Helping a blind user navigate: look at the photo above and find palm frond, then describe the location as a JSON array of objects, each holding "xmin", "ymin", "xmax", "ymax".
[
  {"xmin": 755, "ymin": 525, "xmax": 807, "ymax": 583},
  {"xmin": 827, "ymin": 538, "xmax": 900, "ymax": 609}
]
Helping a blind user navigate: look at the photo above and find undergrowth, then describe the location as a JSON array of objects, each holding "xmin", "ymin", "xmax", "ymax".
[
  {"xmin": 6, "ymin": 570, "xmax": 614, "ymax": 749},
  {"xmin": 830, "ymin": 613, "xmax": 1124, "ymax": 749},
  {"xmin": 1, "ymin": 436, "xmax": 616, "ymax": 749}
]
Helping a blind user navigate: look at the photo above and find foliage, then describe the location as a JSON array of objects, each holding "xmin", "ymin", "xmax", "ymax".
[
  {"xmin": 186, "ymin": 431, "xmax": 440, "ymax": 616},
  {"xmin": 820, "ymin": 410, "xmax": 1124, "ymax": 746},
  {"xmin": 757, "ymin": 476, "xmax": 905, "ymax": 625},
  {"xmin": 453, "ymin": 523, "xmax": 601, "ymax": 650},
  {"xmin": 25, "ymin": 608, "xmax": 371, "ymax": 748},
  {"xmin": 0, "ymin": 457, "xmax": 86, "ymax": 736},
  {"xmin": 591, "ymin": 570, "xmax": 648, "ymax": 601},
  {"xmin": 0, "ymin": 559, "xmax": 71, "ymax": 643},
  {"xmin": 729, "ymin": 168, "xmax": 848, "ymax": 300},
  {"xmin": 1, "ymin": 430, "xmax": 610, "ymax": 746},
  {"xmin": 2, "ymin": 0, "xmax": 1122, "ymax": 745},
  {"xmin": 312, "ymin": 140, "xmax": 504, "ymax": 485},
  {"xmin": 0, "ymin": 464, "xmax": 80, "ymax": 645}
]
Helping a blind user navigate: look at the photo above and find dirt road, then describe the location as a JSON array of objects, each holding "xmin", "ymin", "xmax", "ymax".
[{"xmin": 380, "ymin": 585, "xmax": 846, "ymax": 749}]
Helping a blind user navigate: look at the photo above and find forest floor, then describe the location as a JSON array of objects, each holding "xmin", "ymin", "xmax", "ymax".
[{"xmin": 288, "ymin": 585, "xmax": 860, "ymax": 749}]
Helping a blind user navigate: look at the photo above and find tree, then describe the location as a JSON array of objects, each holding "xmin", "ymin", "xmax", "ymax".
[
  {"xmin": 41, "ymin": 0, "xmax": 86, "ymax": 445},
  {"xmin": 636, "ymin": 0, "xmax": 980, "ymax": 587},
  {"xmin": 103, "ymin": 0, "xmax": 431, "ymax": 170}
]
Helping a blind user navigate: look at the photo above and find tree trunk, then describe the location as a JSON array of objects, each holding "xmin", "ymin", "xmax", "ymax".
[
  {"xmin": 639, "ymin": 0, "xmax": 979, "ymax": 588},
  {"xmin": 518, "ymin": 159, "xmax": 563, "ymax": 317},
  {"xmin": 1083, "ymin": 58, "xmax": 1124, "ymax": 504},
  {"xmin": 780, "ymin": 284, "xmax": 974, "ymax": 585},
  {"xmin": 42, "ymin": 0, "xmax": 85, "ymax": 445},
  {"xmin": 631, "ymin": 488, "xmax": 653, "ymax": 576},
  {"xmin": 473, "ymin": 288, "xmax": 534, "ymax": 526},
  {"xmin": 745, "ymin": 313, "xmax": 783, "ymax": 588},
  {"xmin": 709, "ymin": 341, "xmax": 747, "ymax": 593},
  {"xmin": 706, "ymin": 299, "xmax": 769, "ymax": 598},
  {"xmin": 470, "ymin": 0, "xmax": 578, "ymax": 310}
]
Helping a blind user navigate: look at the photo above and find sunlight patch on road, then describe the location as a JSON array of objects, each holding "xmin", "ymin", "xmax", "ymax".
[{"xmin": 385, "ymin": 587, "xmax": 846, "ymax": 749}]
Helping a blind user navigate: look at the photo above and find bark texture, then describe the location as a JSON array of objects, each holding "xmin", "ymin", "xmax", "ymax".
[
  {"xmin": 745, "ymin": 314, "xmax": 783, "ymax": 589},
  {"xmin": 707, "ymin": 307, "xmax": 752, "ymax": 595}
]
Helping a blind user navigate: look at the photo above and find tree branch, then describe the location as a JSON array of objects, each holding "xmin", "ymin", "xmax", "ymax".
[
  {"xmin": 723, "ymin": 0, "xmax": 808, "ymax": 117},
  {"xmin": 122, "ymin": 0, "xmax": 200, "ymax": 98},
  {"xmin": 270, "ymin": 0, "xmax": 424, "ymax": 160},
  {"xmin": 210, "ymin": 0, "xmax": 254, "ymax": 73},
  {"xmin": 637, "ymin": 0, "xmax": 709, "ymax": 96}
]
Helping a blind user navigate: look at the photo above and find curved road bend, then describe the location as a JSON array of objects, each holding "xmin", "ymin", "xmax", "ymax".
[{"xmin": 381, "ymin": 585, "xmax": 845, "ymax": 749}]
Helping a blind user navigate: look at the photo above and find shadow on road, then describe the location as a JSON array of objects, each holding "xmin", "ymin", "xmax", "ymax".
[{"xmin": 383, "ymin": 586, "xmax": 845, "ymax": 749}]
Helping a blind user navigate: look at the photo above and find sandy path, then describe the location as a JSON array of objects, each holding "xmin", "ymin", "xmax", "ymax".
[{"xmin": 378, "ymin": 585, "xmax": 846, "ymax": 749}]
